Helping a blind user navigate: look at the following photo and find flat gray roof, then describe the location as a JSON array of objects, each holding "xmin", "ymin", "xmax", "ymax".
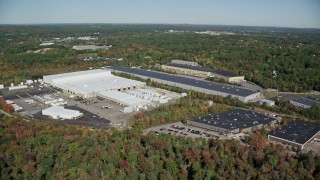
[{"xmin": 107, "ymin": 66, "xmax": 258, "ymax": 97}]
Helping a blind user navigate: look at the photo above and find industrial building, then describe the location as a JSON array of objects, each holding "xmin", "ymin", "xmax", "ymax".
[
  {"xmin": 97, "ymin": 90, "xmax": 148, "ymax": 108},
  {"xmin": 127, "ymin": 89, "xmax": 171, "ymax": 104},
  {"xmin": 42, "ymin": 106, "xmax": 83, "ymax": 120},
  {"xmin": 259, "ymin": 99, "xmax": 275, "ymax": 106},
  {"xmin": 289, "ymin": 97, "xmax": 320, "ymax": 109},
  {"xmin": 34, "ymin": 95, "xmax": 67, "ymax": 106},
  {"xmin": 72, "ymin": 45, "xmax": 111, "ymax": 51},
  {"xmin": 43, "ymin": 69, "xmax": 174, "ymax": 113},
  {"xmin": 187, "ymin": 109, "xmax": 278, "ymax": 134},
  {"xmin": 107, "ymin": 66, "xmax": 260, "ymax": 102},
  {"xmin": 43, "ymin": 69, "xmax": 145, "ymax": 98},
  {"xmin": 162, "ymin": 63, "xmax": 211, "ymax": 77},
  {"xmin": 12, "ymin": 104, "xmax": 23, "ymax": 112},
  {"xmin": 268, "ymin": 120, "xmax": 320, "ymax": 150},
  {"xmin": 40, "ymin": 42, "xmax": 54, "ymax": 46},
  {"xmin": 162, "ymin": 63, "xmax": 245, "ymax": 82},
  {"xmin": 171, "ymin": 60, "xmax": 199, "ymax": 66}
]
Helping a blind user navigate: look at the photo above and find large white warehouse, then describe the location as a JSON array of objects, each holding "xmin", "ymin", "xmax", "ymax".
[{"xmin": 43, "ymin": 69, "xmax": 146, "ymax": 98}]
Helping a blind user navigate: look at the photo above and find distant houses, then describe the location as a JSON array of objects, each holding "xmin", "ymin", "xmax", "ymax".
[{"xmin": 79, "ymin": 57, "xmax": 123, "ymax": 61}]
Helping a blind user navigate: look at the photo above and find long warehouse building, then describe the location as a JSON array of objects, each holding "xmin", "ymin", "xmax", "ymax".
[
  {"xmin": 188, "ymin": 109, "xmax": 278, "ymax": 134},
  {"xmin": 162, "ymin": 63, "xmax": 245, "ymax": 82},
  {"xmin": 107, "ymin": 66, "xmax": 260, "ymax": 102}
]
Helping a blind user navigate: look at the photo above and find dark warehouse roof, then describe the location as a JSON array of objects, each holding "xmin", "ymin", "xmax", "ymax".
[
  {"xmin": 290, "ymin": 97, "xmax": 320, "ymax": 107},
  {"xmin": 107, "ymin": 66, "xmax": 258, "ymax": 97},
  {"xmin": 189, "ymin": 109, "xmax": 277, "ymax": 130},
  {"xmin": 269, "ymin": 120, "xmax": 320, "ymax": 145}
]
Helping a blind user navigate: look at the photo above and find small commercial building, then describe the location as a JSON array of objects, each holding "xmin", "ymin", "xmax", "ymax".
[
  {"xmin": 40, "ymin": 42, "xmax": 54, "ymax": 46},
  {"xmin": 171, "ymin": 60, "xmax": 199, "ymax": 66},
  {"xmin": 12, "ymin": 104, "xmax": 23, "ymax": 112},
  {"xmin": 8, "ymin": 85, "xmax": 28, "ymax": 91},
  {"xmin": 72, "ymin": 45, "xmax": 110, "ymax": 51},
  {"xmin": 42, "ymin": 106, "xmax": 83, "ymax": 120},
  {"xmin": 162, "ymin": 63, "xmax": 244, "ymax": 82},
  {"xmin": 268, "ymin": 120, "xmax": 320, "ymax": 150},
  {"xmin": 289, "ymin": 97, "xmax": 320, "ymax": 109},
  {"xmin": 259, "ymin": 99, "xmax": 275, "ymax": 106},
  {"xmin": 187, "ymin": 109, "xmax": 278, "ymax": 134},
  {"xmin": 108, "ymin": 66, "xmax": 259, "ymax": 102}
]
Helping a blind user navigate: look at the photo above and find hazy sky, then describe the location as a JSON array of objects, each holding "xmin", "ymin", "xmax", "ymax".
[{"xmin": 0, "ymin": 0, "xmax": 319, "ymax": 28}]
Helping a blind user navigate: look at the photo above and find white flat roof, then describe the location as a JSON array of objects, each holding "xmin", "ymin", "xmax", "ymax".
[
  {"xmin": 42, "ymin": 106, "xmax": 83, "ymax": 119},
  {"xmin": 260, "ymin": 99, "xmax": 275, "ymax": 103},
  {"xmin": 44, "ymin": 69, "xmax": 110, "ymax": 83},
  {"xmin": 98, "ymin": 90, "xmax": 148, "ymax": 107},
  {"xmin": 43, "ymin": 69, "xmax": 145, "ymax": 96}
]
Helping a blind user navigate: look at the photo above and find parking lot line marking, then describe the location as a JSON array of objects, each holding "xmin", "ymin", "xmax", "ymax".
[{"xmin": 17, "ymin": 95, "xmax": 24, "ymax": 99}]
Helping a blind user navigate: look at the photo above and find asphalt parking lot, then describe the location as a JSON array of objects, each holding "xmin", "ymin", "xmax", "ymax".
[
  {"xmin": 2, "ymin": 88, "xmax": 56, "ymax": 100},
  {"xmin": 2, "ymin": 85, "xmax": 182, "ymax": 130},
  {"xmin": 33, "ymin": 105, "xmax": 111, "ymax": 130},
  {"xmin": 3, "ymin": 86, "xmax": 129, "ymax": 129},
  {"xmin": 58, "ymin": 94, "xmax": 132, "ymax": 129},
  {"xmin": 2, "ymin": 88, "xmax": 58, "ymax": 116},
  {"xmin": 14, "ymin": 98, "xmax": 47, "ymax": 116}
]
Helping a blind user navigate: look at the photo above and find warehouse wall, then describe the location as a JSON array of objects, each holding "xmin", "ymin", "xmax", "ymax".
[
  {"xmin": 228, "ymin": 76, "xmax": 245, "ymax": 82},
  {"xmin": 289, "ymin": 100, "xmax": 311, "ymax": 108},
  {"xmin": 268, "ymin": 136, "xmax": 303, "ymax": 150},
  {"xmin": 187, "ymin": 120, "xmax": 239, "ymax": 134},
  {"xmin": 162, "ymin": 65, "xmax": 210, "ymax": 77},
  {"xmin": 171, "ymin": 60, "xmax": 199, "ymax": 66}
]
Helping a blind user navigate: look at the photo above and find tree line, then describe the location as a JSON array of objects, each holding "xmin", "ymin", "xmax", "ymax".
[{"xmin": 0, "ymin": 115, "xmax": 319, "ymax": 179}]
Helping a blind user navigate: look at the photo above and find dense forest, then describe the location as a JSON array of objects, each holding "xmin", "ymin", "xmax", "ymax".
[
  {"xmin": 0, "ymin": 24, "xmax": 319, "ymax": 91},
  {"xmin": 1, "ymin": 114, "xmax": 320, "ymax": 179},
  {"xmin": 130, "ymin": 98, "xmax": 230, "ymax": 129},
  {"xmin": 1, "ymin": 24, "xmax": 320, "ymax": 179}
]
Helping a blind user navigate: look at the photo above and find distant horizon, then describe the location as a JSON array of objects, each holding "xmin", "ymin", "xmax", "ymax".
[
  {"xmin": 1, "ymin": 0, "xmax": 319, "ymax": 29},
  {"xmin": 0, "ymin": 22, "xmax": 319, "ymax": 30}
]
